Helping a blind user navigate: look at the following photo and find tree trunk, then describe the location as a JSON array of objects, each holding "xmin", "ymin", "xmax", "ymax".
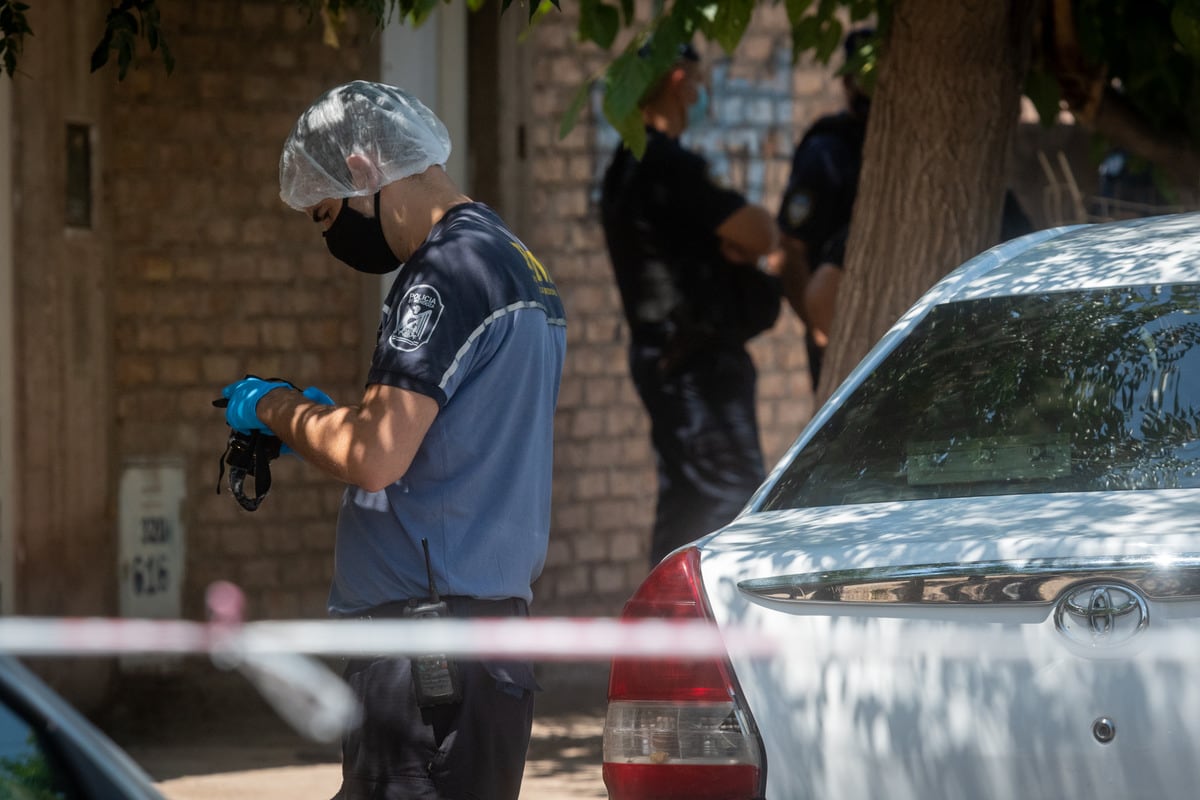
[{"xmin": 818, "ymin": 0, "xmax": 1039, "ymax": 401}]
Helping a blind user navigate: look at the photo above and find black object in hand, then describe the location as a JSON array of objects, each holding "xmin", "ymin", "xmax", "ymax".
[{"xmin": 213, "ymin": 397, "xmax": 283, "ymax": 512}]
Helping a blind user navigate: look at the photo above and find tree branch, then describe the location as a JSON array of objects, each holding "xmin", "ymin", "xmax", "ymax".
[{"xmin": 1081, "ymin": 87, "xmax": 1200, "ymax": 179}]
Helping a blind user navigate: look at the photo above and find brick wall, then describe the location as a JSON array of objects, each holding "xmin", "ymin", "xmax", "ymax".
[
  {"xmin": 12, "ymin": 4, "xmax": 844, "ymax": 700},
  {"xmin": 106, "ymin": 2, "xmax": 378, "ymax": 622}
]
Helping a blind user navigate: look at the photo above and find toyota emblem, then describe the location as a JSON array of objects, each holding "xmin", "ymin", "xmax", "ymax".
[{"xmin": 1054, "ymin": 582, "xmax": 1149, "ymax": 648}]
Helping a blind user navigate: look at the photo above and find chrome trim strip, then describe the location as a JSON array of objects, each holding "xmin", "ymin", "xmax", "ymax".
[{"xmin": 737, "ymin": 554, "xmax": 1200, "ymax": 605}]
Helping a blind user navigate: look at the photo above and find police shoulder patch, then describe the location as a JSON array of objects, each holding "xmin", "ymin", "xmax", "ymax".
[
  {"xmin": 787, "ymin": 192, "xmax": 813, "ymax": 228},
  {"xmin": 389, "ymin": 284, "xmax": 445, "ymax": 352}
]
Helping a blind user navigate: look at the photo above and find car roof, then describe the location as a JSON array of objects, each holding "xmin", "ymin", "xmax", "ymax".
[{"xmin": 942, "ymin": 211, "xmax": 1200, "ymax": 303}]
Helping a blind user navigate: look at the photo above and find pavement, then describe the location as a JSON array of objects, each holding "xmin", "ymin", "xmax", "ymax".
[{"xmin": 106, "ymin": 664, "xmax": 610, "ymax": 800}]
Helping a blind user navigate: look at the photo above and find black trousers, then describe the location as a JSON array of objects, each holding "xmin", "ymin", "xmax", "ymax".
[
  {"xmin": 630, "ymin": 343, "xmax": 766, "ymax": 565},
  {"xmin": 333, "ymin": 597, "xmax": 536, "ymax": 800}
]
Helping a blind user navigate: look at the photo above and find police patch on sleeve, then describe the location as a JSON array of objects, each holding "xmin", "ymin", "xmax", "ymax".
[
  {"xmin": 389, "ymin": 284, "xmax": 444, "ymax": 352},
  {"xmin": 786, "ymin": 192, "xmax": 813, "ymax": 228}
]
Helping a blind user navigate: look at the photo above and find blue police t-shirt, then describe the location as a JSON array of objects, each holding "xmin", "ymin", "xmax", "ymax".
[
  {"xmin": 328, "ymin": 203, "xmax": 566, "ymax": 613},
  {"xmin": 777, "ymin": 111, "xmax": 866, "ymax": 269}
]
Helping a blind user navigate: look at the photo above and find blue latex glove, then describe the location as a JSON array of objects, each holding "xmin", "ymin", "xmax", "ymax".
[
  {"xmin": 301, "ymin": 386, "xmax": 335, "ymax": 406},
  {"xmin": 220, "ymin": 376, "xmax": 295, "ymax": 434},
  {"xmin": 280, "ymin": 385, "xmax": 335, "ymax": 456}
]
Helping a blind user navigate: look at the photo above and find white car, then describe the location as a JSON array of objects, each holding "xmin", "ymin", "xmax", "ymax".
[{"xmin": 603, "ymin": 212, "xmax": 1200, "ymax": 799}]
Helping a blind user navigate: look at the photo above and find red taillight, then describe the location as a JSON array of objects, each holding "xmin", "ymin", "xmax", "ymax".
[{"xmin": 603, "ymin": 548, "xmax": 764, "ymax": 800}]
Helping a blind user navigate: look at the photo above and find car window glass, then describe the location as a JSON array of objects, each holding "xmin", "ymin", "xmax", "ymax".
[
  {"xmin": 0, "ymin": 698, "xmax": 75, "ymax": 800},
  {"xmin": 762, "ymin": 283, "xmax": 1200, "ymax": 509}
]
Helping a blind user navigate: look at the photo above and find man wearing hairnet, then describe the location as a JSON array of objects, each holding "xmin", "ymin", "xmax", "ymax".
[{"xmin": 219, "ymin": 81, "xmax": 567, "ymax": 800}]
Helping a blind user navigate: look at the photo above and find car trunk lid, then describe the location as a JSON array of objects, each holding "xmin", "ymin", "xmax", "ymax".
[{"xmin": 700, "ymin": 490, "xmax": 1200, "ymax": 799}]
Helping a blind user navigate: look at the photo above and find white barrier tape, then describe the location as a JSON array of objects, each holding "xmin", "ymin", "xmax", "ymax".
[
  {"xmin": 7, "ymin": 616, "xmax": 1200, "ymax": 662},
  {"xmin": 8, "ymin": 613, "xmax": 1200, "ymax": 745},
  {"xmin": 0, "ymin": 617, "xmax": 214, "ymax": 655},
  {"xmin": 0, "ymin": 616, "xmax": 779, "ymax": 661}
]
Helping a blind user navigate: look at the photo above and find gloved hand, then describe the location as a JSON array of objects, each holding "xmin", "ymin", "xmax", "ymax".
[{"xmin": 220, "ymin": 376, "xmax": 295, "ymax": 435}]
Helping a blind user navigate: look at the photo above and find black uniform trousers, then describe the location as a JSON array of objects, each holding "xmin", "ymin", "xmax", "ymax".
[
  {"xmin": 630, "ymin": 342, "xmax": 767, "ymax": 565},
  {"xmin": 332, "ymin": 596, "xmax": 536, "ymax": 800}
]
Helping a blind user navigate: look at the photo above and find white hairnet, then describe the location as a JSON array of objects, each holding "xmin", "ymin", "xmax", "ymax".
[{"xmin": 279, "ymin": 80, "xmax": 452, "ymax": 210}]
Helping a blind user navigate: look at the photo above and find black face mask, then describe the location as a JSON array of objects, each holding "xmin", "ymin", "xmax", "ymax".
[{"xmin": 322, "ymin": 192, "xmax": 398, "ymax": 274}]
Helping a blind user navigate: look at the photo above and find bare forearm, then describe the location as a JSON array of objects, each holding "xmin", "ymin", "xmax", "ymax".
[
  {"xmin": 717, "ymin": 204, "xmax": 780, "ymax": 262},
  {"xmin": 255, "ymin": 386, "xmax": 429, "ymax": 492},
  {"xmin": 778, "ymin": 237, "xmax": 812, "ymax": 324}
]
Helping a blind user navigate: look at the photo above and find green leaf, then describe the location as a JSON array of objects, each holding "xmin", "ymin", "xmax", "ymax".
[
  {"xmin": 109, "ymin": 10, "xmax": 139, "ymax": 35},
  {"xmin": 606, "ymin": 105, "xmax": 645, "ymax": 157},
  {"xmin": 603, "ymin": 47, "xmax": 656, "ymax": 120},
  {"xmin": 90, "ymin": 31, "xmax": 112, "ymax": 72},
  {"xmin": 815, "ymin": 15, "xmax": 843, "ymax": 61},
  {"xmin": 651, "ymin": 8, "xmax": 694, "ymax": 62},
  {"xmin": 792, "ymin": 14, "xmax": 822, "ymax": 60},
  {"xmin": 559, "ymin": 77, "xmax": 595, "ymax": 140},
  {"xmin": 1172, "ymin": 3, "xmax": 1200, "ymax": 60},
  {"xmin": 847, "ymin": 0, "xmax": 873, "ymax": 22},
  {"xmin": 710, "ymin": 0, "xmax": 753, "ymax": 54},
  {"xmin": 784, "ymin": 0, "xmax": 813, "ymax": 28},
  {"xmin": 1024, "ymin": 67, "xmax": 1061, "ymax": 128},
  {"xmin": 672, "ymin": 0, "xmax": 715, "ymax": 38},
  {"xmin": 579, "ymin": 0, "xmax": 619, "ymax": 48}
]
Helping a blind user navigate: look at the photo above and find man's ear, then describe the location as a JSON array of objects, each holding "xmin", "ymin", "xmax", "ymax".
[{"xmin": 345, "ymin": 153, "xmax": 383, "ymax": 192}]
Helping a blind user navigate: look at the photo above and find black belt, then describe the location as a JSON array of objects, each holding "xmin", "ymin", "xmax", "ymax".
[{"xmin": 351, "ymin": 596, "xmax": 528, "ymax": 620}]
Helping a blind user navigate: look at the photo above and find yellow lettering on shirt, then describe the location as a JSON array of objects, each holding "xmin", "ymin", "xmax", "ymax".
[{"xmin": 511, "ymin": 242, "xmax": 552, "ymax": 285}]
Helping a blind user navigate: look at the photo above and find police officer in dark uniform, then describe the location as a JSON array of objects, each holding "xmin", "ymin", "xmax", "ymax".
[
  {"xmin": 600, "ymin": 44, "xmax": 781, "ymax": 565},
  {"xmin": 780, "ymin": 28, "xmax": 1034, "ymax": 390},
  {"xmin": 777, "ymin": 29, "xmax": 873, "ymax": 390}
]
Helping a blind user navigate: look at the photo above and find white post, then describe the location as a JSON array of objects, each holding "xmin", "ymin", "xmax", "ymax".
[
  {"xmin": 380, "ymin": 5, "xmax": 469, "ymax": 187},
  {"xmin": 378, "ymin": 4, "xmax": 469, "ymax": 301},
  {"xmin": 0, "ymin": 75, "xmax": 15, "ymax": 615}
]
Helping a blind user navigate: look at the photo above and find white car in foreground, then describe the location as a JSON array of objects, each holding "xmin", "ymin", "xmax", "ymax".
[{"xmin": 603, "ymin": 212, "xmax": 1200, "ymax": 799}]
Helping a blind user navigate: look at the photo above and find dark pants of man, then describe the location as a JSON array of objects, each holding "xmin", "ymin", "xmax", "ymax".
[
  {"xmin": 630, "ymin": 343, "xmax": 766, "ymax": 565},
  {"xmin": 333, "ymin": 597, "xmax": 536, "ymax": 800}
]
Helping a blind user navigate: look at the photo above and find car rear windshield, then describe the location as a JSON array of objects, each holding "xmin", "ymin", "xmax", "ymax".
[{"xmin": 761, "ymin": 283, "xmax": 1200, "ymax": 510}]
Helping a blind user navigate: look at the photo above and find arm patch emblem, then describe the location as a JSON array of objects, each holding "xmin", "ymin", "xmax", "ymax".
[
  {"xmin": 389, "ymin": 284, "xmax": 444, "ymax": 352},
  {"xmin": 786, "ymin": 192, "xmax": 813, "ymax": 228}
]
